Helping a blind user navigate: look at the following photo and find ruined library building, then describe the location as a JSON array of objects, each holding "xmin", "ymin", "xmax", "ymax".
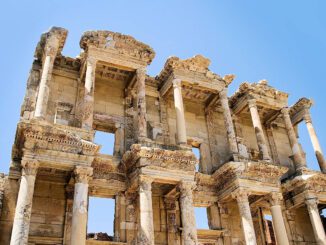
[{"xmin": 0, "ymin": 26, "xmax": 326, "ymax": 245}]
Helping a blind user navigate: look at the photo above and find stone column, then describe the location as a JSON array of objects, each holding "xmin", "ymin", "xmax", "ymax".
[
  {"xmin": 178, "ymin": 181, "xmax": 198, "ymax": 245},
  {"xmin": 136, "ymin": 68, "xmax": 147, "ymax": 141},
  {"xmin": 137, "ymin": 176, "xmax": 154, "ymax": 245},
  {"xmin": 303, "ymin": 109, "xmax": 326, "ymax": 173},
  {"xmin": 173, "ymin": 79, "xmax": 187, "ymax": 145},
  {"xmin": 219, "ymin": 88, "xmax": 238, "ymax": 155},
  {"xmin": 10, "ymin": 159, "xmax": 39, "ymax": 245},
  {"xmin": 281, "ymin": 108, "xmax": 306, "ymax": 170},
  {"xmin": 81, "ymin": 57, "xmax": 97, "ymax": 130},
  {"xmin": 305, "ymin": 197, "xmax": 326, "ymax": 245},
  {"xmin": 268, "ymin": 193, "xmax": 290, "ymax": 245},
  {"xmin": 70, "ymin": 166, "xmax": 93, "ymax": 245},
  {"xmin": 34, "ymin": 45, "xmax": 58, "ymax": 119},
  {"xmin": 114, "ymin": 193, "xmax": 121, "ymax": 242},
  {"xmin": 232, "ymin": 190, "xmax": 257, "ymax": 245},
  {"xmin": 248, "ymin": 99, "xmax": 270, "ymax": 161},
  {"xmin": 63, "ymin": 186, "xmax": 74, "ymax": 245}
]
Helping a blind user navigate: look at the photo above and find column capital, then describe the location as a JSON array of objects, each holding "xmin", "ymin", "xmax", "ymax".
[
  {"xmin": 86, "ymin": 56, "xmax": 97, "ymax": 66},
  {"xmin": 74, "ymin": 166, "xmax": 93, "ymax": 184},
  {"xmin": 305, "ymin": 197, "xmax": 319, "ymax": 210},
  {"xmin": 136, "ymin": 67, "xmax": 147, "ymax": 75},
  {"xmin": 138, "ymin": 175, "xmax": 153, "ymax": 192},
  {"xmin": 178, "ymin": 181, "xmax": 196, "ymax": 196},
  {"xmin": 268, "ymin": 192, "xmax": 284, "ymax": 206},
  {"xmin": 21, "ymin": 159, "xmax": 39, "ymax": 176},
  {"xmin": 281, "ymin": 107, "xmax": 290, "ymax": 115},
  {"xmin": 219, "ymin": 88, "xmax": 228, "ymax": 98},
  {"xmin": 172, "ymin": 78, "xmax": 182, "ymax": 88},
  {"xmin": 303, "ymin": 108, "xmax": 312, "ymax": 123},
  {"xmin": 247, "ymin": 98, "xmax": 257, "ymax": 109},
  {"xmin": 231, "ymin": 189, "xmax": 251, "ymax": 203}
]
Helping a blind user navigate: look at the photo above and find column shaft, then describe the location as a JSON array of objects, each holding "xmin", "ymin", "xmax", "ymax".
[
  {"xmin": 138, "ymin": 176, "xmax": 154, "ymax": 245},
  {"xmin": 219, "ymin": 88, "xmax": 238, "ymax": 155},
  {"xmin": 70, "ymin": 166, "xmax": 93, "ymax": 245},
  {"xmin": 281, "ymin": 108, "xmax": 306, "ymax": 170},
  {"xmin": 173, "ymin": 79, "xmax": 187, "ymax": 144},
  {"xmin": 34, "ymin": 53, "xmax": 54, "ymax": 119},
  {"xmin": 81, "ymin": 58, "xmax": 96, "ymax": 130},
  {"xmin": 306, "ymin": 198, "xmax": 326, "ymax": 245},
  {"xmin": 10, "ymin": 160, "xmax": 39, "ymax": 245},
  {"xmin": 248, "ymin": 99, "xmax": 270, "ymax": 161},
  {"xmin": 233, "ymin": 190, "xmax": 257, "ymax": 245},
  {"xmin": 136, "ymin": 68, "xmax": 148, "ymax": 140},
  {"xmin": 304, "ymin": 110, "xmax": 326, "ymax": 173},
  {"xmin": 178, "ymin": 181, "xmax": 198, "ymax": 245}
]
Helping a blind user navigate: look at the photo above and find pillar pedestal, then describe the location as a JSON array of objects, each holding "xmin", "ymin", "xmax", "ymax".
[
  {"xmin": 70, "ymin": 166, "xmax": 93, "ymax": 245},
  {"xmin": 10, "ymin": 160, "xmax": 39, "ymax": 245},
  {"xmin": 268, "ymin": 193, "xmax": 290, "ymax": 245},
  {"xmin": 232, "ymin": 190, "xmax": 257, "ymax": 245},
  {"xmin": 281, "ymin": 107, "xmax": 306, "ymax": 171},
  {"xmin": 305, "ymin": 197, "xmax": 326, "ymax": 245},
  {"xmin": 173, "ymin": 79, "xmax": 187, "ymax": 145},
  {"xmin": 178, "ymin": 181, "xmax": 198, "ymax": 245},
  {"xmin": 248, "ymin": 99, "xmax": 270, "ymax": 161}
]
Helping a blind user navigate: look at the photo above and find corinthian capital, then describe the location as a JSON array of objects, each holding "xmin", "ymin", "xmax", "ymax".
[
  {"xmin": 87, "ymin": 56, "xmax": 97, "ymax": 67},
  {"xmin": 219, "ymin": 88, "xmax": 228, "ymax": 100},
  {"xmin": 172, "ymin": 79, "xmax": 182, "ymax": 88},
  {"xmin": 21, "ymin": 159, "xmax": 39, "ymax": 176},
  {"xmin": 231, "ymin": 189, "xmax": 250, "ymax": 203},
  {"xmin": 177, "ymin": 181, "xmax": 195, "ymax": 197},
  {"xmin": 139, "ymin": 175, "xmax": 153, "ymax": 192},
  {"xmin": 247, "ymin": 99, "xmax": 257, "ymax": 109},
  {"xmin": 136, "ymin": 67, "xmax": 146, "ymax": 81},
  {"xmin": 268, "ymin": 192, "xmax": 284, "ymax": 206},
  {"xmin": 74, "ymin": 166, "xmax": 93, "ymax": 184},
  {"xmin": 281, "ymin": 107, "xmax": 290, "ymax": 116},
  {"xmin": 305, "ymin": 197, "xmax": 319, "ymax": 210}
]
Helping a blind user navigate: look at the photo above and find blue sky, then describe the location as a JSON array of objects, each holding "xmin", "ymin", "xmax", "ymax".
[{"xmin": 1, "ymin": 0, "xmax": 325, "ymax": 233}]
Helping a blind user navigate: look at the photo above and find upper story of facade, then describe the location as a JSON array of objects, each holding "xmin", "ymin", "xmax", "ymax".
[{"xmin": 13, "ymin": 26, "xmax": 325, "ymax": 179}]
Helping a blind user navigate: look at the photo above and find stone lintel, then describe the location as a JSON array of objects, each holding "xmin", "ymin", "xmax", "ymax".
[{"xmin": 290, "ymin": 97, "xmax": 313, "ymax": 125}]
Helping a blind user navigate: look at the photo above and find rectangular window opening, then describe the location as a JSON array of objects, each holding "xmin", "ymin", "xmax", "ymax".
[
  {"xmin": 192, "ymin": 147, "xmax": 200, "ymax": 172},
  {"xmin": 195, "ymin": 207, "xmax": 209, "ymax": 229},
  {"xmin": 94, "ymin": 131, "xmax": 115, "ymax": 155},
  {"xmin": 87, "ymin": 197, "xmax": 115, "ymax": 240}
]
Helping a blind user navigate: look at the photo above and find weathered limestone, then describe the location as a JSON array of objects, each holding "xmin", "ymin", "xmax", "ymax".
[
  {"xmin": 10, "ymin": 160, "xmax": 39, "ymax": 245},
  {"xmin": 232, "ymin": 190, "xmax": 257, "ymax": 245},
  {"xmin": 173, "ymin": 79, "xmax": 187, "ymax": 145},
  {"xmin": 305, "ymin": 197, "xmax": 326, "ymax": 245},
  {"xmin": 178, "ymin": 181, "xmax": 198, "ymax": 245},
  {"xmin": 81, "ymin": 57, "xmax": 97, "ymax": 130},
  {"xmin": 2, "ymin": 27, "xmax": 326, "ymax": 245},
  {"xmin": 137, "ymin": 176, "xmax": 154, "ymax": 245},
  {"xmin": 70, "ymin": 166, "xmax": 93, "ymax": 245},
  {"xmin": 303, "ymin": 109, "xmax": 326, "ymax": 173},
  {"xmin": 248, "ymin": 99, "xmax": 271, "ymax": 161},
  {"xmin": 281, "ymin": 107, "xmax": 306, "ymax": 170},
  {"xmin": 136, "ymin": 68, "xmax": 148, "ymax": 141},
  {"xmin": 219, "ymin": 88, "xmax": 238, "ymax": 156},
  {"xmin": 268, "ymin": 193, "xmax": 289, "ymax": 245}
]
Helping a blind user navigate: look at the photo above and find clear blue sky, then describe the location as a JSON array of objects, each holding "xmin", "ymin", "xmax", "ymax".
[{"xmin": 1, "ymin": 0, "xmax": 325, "ymax": 233}]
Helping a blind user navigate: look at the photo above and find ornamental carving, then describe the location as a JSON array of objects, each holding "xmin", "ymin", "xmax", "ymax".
[
  {"xmin": 80, "ymin": 31, "xmax": 155, "ymax": 64},
  {"xmin": 23, "ymin": 126, "xmax": 98, "ymax": 155},
  {"xmin": 74, "ymin": 166, "xmax": 93, "ymax": 184},
  {"xmin": 21, "ymin": 159, "xmax": 39, "ymax": 176}
]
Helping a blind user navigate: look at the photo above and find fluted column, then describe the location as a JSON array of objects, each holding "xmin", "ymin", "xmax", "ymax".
[
  {"xmin": 232, "ymin": 190, "xmax": 257, "ymax": 245},
  {"xmin": 305, "ymin": 197, "xmax": 326, "ymax": 245},
  {"xmin": 81, "ymin": 57, "xmax": 97, "ymax": 130},
  {"xmin": 137, "ymin": 176, "xmax": 154, "ymax": 245},
  {"xmin": 219, "ymin": 88, "xmax": 238, "ymax": 156},
  {"xmin": 178, "ymin": 181, "xmax": 198, "ymax": 245},
  {"xmin": 268, "ymin": 193, "xmax": 290, "ymax": 245},
  {"xmin": 281, "ymin": 107, "xmax": 306, "ymax": 171},
  {"xmin": 34, "ymin": 45, "xmax": 58, "ymax": 119},
  {"xmin": 136, "ymin": 68, "xmax": 148, "ymax": 141},
  {"xmin": 70, "ymin": 166, "xmax": 93, "ymax": 245},
  {"xmin": 303, "ymin": 109, "xmax": 326, "ymax": 173},
  {"xmin": 10, "ymin": 160, "xmax": 39, "ymax": 245},
  {"xmin": 248, "ymin": 99, "xmax": 270, "ymax": 161},
  {"xmin": 173, "ymin": 79, "xmax": 187, "ymax": 145}
]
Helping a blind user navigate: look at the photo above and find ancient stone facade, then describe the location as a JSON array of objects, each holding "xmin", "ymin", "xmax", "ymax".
[{"xmin": 0, "ymin": 26, "xmax": 325, "ymax": 245}]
